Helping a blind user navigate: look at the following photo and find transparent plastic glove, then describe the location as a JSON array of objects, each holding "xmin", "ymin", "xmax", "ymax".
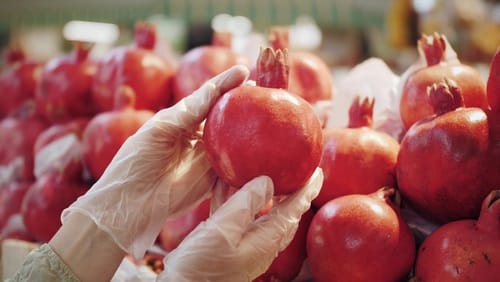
[
  {"xmin": 158, "ymin": 168, "xmax": 324, "ymax": 282},
  {"xmin": 61, "ymin": 65, "xmax": 250, "ymax": 259}
]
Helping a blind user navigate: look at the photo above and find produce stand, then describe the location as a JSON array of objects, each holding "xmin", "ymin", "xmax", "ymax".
[{"xmin": 1, "ymin": 0, "xmax": 499, "ymax": 281}]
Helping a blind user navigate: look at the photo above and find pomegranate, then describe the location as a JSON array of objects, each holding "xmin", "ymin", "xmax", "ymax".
[
  {"xmin": 172, "ymin": 31, "xmax": 247, "ymax": 103},
  {"xmin": 82, "ymin": 86, "xmax": 154, "ymax": 180},
  {"xmin": 487, "ymin": 48, "xmax": 500, "ymax": 111},
  {"xmin": 400, "ymin": 33, "xmax": 487, "ymax": 130},
  {"xmin": 34, "ymin": 118, "xmax": 89, "ymax": 154},
  {"xmin": 21, "ymin": 173, "xmax": 89, "ymax": 243},
  {"xmin": 0, "ymin": 103, "xmax": 50, "ymax": 182},
  {"xmin": 414, "ymin": 190, "xmax": 500, "ymax": 281},
  {"xmin": 397, "ymin": 78, "xmax": 491, "ymax": 223},
  {"xmin": 0, "ymin": 47, "xmax": 42, "ymax": 118},
  {"xmin": 158, "ymin": 197, "xmax": 210, "ymax": 252},
  {"xmin": 313, "ymin": 96, "xmax": 400, "ymax": 208},
  {"xmin": 35, "ymin": 42, "xmax": 97, "ymax": 123},
  {"xmin": 307, "ymin": 187, "xmax": 416, "ymax": 282},
  {"xmin": 261, "ymin": 27, "xmax": 333, "ymax": 104},
  {"xmin": 92, "ymin": 21, "xmax": 175, "ymax": 112},
  {"xmin": 1, "ymin": 213, "xmax": 35, "ymax": 242},
  {"xmin": 33, "ymin": 118, "xmax": 90, "ymax": 181},
  {"xmin": 203, "ymin": 47, "xmax": 323, "ymax": 195},
  {"xmin": 254, "ymin": 209, "xmax": 314, "ymax": 282},
  {"xmin": 0, "ymin": 182, "xmax": 31, "ymax": 231}
]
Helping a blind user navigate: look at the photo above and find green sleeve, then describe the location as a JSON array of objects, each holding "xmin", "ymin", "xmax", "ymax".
[{"xmin": 8, "ymin": 243, "xmax": 80, "ymax": 282}]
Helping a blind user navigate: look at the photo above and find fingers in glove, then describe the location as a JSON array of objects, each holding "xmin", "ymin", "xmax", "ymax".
[
  {"xmin": 208, "ymin": 175, "xmax": 274, "ymax": 248},
  {"xmin": 210, "ymin": 178, "xmax": 238, "ymax": 214},
  {"xmin": 158, "ymin": 142, "xmax": 218, "ymax": 217},
  {"xmin": 240, "ymin": 168, "xmax": 323, "ymax": 256},
  {"xmin": 151, "ymin": 64, "xmax": 249, "ymax": 129},
  {"xmin": 182, "ymin": 64, "xmax": 249, "ymax": 125}
]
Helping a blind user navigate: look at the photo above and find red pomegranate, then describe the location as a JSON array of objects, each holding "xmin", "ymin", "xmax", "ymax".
[
  {"xmin": 172, "ymin": 31, "xmax": 247, "ymax": 103},
  {"xmin": 0, "ymin": 103, "xmax": 50, "ymax": 182},
  {"xmin": 33, "ymin": 118, "xmax": 90, "ymax": 182},
  {"xmin": 313, "ymin": 96, "xmax": 399, "ymax": 208},
  {"xmin": 203, "ymin": 47, "xmax": 323, "ymax": 195},
  {"xmin": 158, "ymin": 197, "xmax": 210, "ymax": 252},
  {"xmin": 487, "ymin": 48, "xmax": 500, "ymax": 111},
  {"xmin": 21, "ymin": 173, "xmax": 89, "ymax": 242},
  {"xmin": 0, "ymin": 181, "xmax": 31, "ymax": 231},
  {"xmin": 35, "ymin": 42, "xmax": 97, "ymax": 123},
  {"xmin": 92, "ymin": 21, "xmax": 175, "ymax": 112},
  {"xmin": 397, "ymin": 78, "xmax": 492, "ymax": 223},
  {"xmin": 307, "ymin": 187, "xmax": 416, "ymax": 282},
  {"xmin": 400, "ymin": 33, "xmax": 487, "ymax": 130},
  {"xmin": 262, "ymin": 27, "xmax": 333, "ymax": 104},
  {"xmin": 414, "ymin": 190, "xmax": 500, "ymax": 281},
  {"xmin": 0, "ymin": 48, "xmax": 42, "ymax": 118},
  {"xmin": 34, "ymin": 118, "xmax": 89, "ymax": 154},
  {"xmin": 1, "ymin": 213, "xmax": 35, "ymax": 242},
  {"xmin": 82, "ymin": 86, "xmax": 154, "ymax": 180},
  {"xmin": 255, "ymin": 209, "xmax": 314, "ymax": 282}
]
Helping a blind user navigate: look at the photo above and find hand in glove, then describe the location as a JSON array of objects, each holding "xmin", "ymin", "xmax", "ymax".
[
  {"xmin": 61, "ymin": 65, "xmax": 250, "ymax": 259},
  {"xmin": 158, "ymin": 168, "xmax": 324, "ymax": 282}
]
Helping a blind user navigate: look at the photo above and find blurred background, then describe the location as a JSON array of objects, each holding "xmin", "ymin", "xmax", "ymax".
[{"xmin": 0, "ymin": 0, "xmax": 499, "ymax": 73}]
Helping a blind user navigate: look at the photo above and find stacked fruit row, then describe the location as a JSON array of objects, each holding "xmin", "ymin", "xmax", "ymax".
[{"xmin": 0, "ymin": 19, "xmax": 499, "ymax": 281}]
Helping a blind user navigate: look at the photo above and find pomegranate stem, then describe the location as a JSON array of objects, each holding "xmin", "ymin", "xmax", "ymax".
[
  {"xmin": 134, "ymin": 21, "xmax": 157, "ymax": 50},
  {"xmin": 348, "ymin": 96, "xmax": 374, "ymax": 128},
  {"xmin": 476, "ymin": 190, "xmax": 500, "ymax": 235},
  {"xmin": 428, "ymin": 78, "xmax": 464, "ymax": 115},
  {"xmin": 269, "ymin": 26, "xmax": 289, "ymax": 50},
  {"xmin": 256, "ymin": 47, "xmax": 289, "ymax": 90},
  {"xmin": 418, "ymin": 32, "xmax": 446, "ymax": 66}
]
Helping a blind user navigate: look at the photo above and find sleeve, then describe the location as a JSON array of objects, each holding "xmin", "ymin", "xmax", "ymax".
[{"xmin": 7, "ymin": 243, "xmax": 81, "ymax": 282}]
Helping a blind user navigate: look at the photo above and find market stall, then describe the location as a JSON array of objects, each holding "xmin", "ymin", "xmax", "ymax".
[{"xmin": 1, "ymin": 0, "xmax": 499, "ymax": 281}]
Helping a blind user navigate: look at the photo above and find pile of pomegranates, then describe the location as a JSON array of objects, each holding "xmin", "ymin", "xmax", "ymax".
[{"xmin": 1, "ymin": 18, "xmax": 500, "ymax": 282}]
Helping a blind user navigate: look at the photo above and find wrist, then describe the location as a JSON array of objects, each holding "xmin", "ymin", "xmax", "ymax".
[{"xmin": 49, "ymin": 212, "xmax": 126, "ymax": 282}]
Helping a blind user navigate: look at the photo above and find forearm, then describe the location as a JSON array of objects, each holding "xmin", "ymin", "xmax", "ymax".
[{"xmin": 49, "ymin": 212, "xmax": 126, "ymax": 282}]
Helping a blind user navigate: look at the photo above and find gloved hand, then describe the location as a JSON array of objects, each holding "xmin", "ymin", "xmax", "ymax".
[
  {"xmin": 61, "ymin": 65, "xmax": 250, "ymax": 259},
  {"xmin": 158, "ymin": 168, "xmax": 324, "ymax": 282}
]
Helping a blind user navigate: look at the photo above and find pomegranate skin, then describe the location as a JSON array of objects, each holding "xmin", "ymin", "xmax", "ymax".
[
  {"xmin": 416, "ymin": 221, "xmax": 499, "ymax": 281},
  {"xmin": 397, "ymin": 107, "xmax": 490, "ymax": 223},
  {"xmin": 400, "ymin": 64, "xmax": 487, "ymax": 130},
  {"xmin": 307, "ymin": 188, "xmax": 416, "ymax": 282},
  {"xmin": 314, "ymin": 127, "xmax": 399, "ymax": 208},
  {"xmin": 172, "ymin": 46, "xmax": 243, "ymax": 103},
  {"xmin": 287, "ymin": 52, "xmax": 333, "ymax": 103},
  {"xmin": 35, "ymin": 45, "xmax": 97, "ymax": 123},
  {"xmin": 203, "ymin": 85, "xmax": 323, "ymax": 195},
  {"xmin": 0, "ymin": 59, "xmax": 41, "ymax": 118},
  {"xmin": 21, "ymin": 174, "xmax": 89, "ymax": 243},
  {"xmin": 255, "ymin": 209, "xmax": 314, "ymax": 282},
  {"xmin": 415, "ymin": 191, "xmax": 500, "ymax": 282},
  {"xmin": 82, "ymin": 109, "xmax": 153, "ymax": 180}
]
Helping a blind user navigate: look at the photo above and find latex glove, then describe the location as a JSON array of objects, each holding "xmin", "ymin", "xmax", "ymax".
[
  {"xmin": 158, "ymin": 168, "xmax": 324, "ymax": 282},
  {"xmin": 61, "ymin": 65, "xmax": 250, "ymax": 259}
]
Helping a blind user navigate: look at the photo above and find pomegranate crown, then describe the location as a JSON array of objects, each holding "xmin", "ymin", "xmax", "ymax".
[
  {"xmin": 269, "ymin": 26, "xmax": 290, "ymax": 50},
  {"xmin": 428, "ymin": 78, "xmax": 464, "ymax": 115},
  {"xmin": 256, "ymin": 47, "xmax": 290, "ymax": 90},
  {"xmin": 418, "ymin": 32, "xmax": 446, "ymax": 66},
  {"xmin": 348, "ymin": 96, "xmax": 375, "ymax": 128},
  {"xmin": 134, "ymin": 21, "xmax": 157, "ymax": 50}
]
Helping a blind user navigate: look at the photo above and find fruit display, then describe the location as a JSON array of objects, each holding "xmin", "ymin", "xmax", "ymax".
[{"xmin": 1, "ymin": 15, "xmax": 499, "ymax": 281}]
